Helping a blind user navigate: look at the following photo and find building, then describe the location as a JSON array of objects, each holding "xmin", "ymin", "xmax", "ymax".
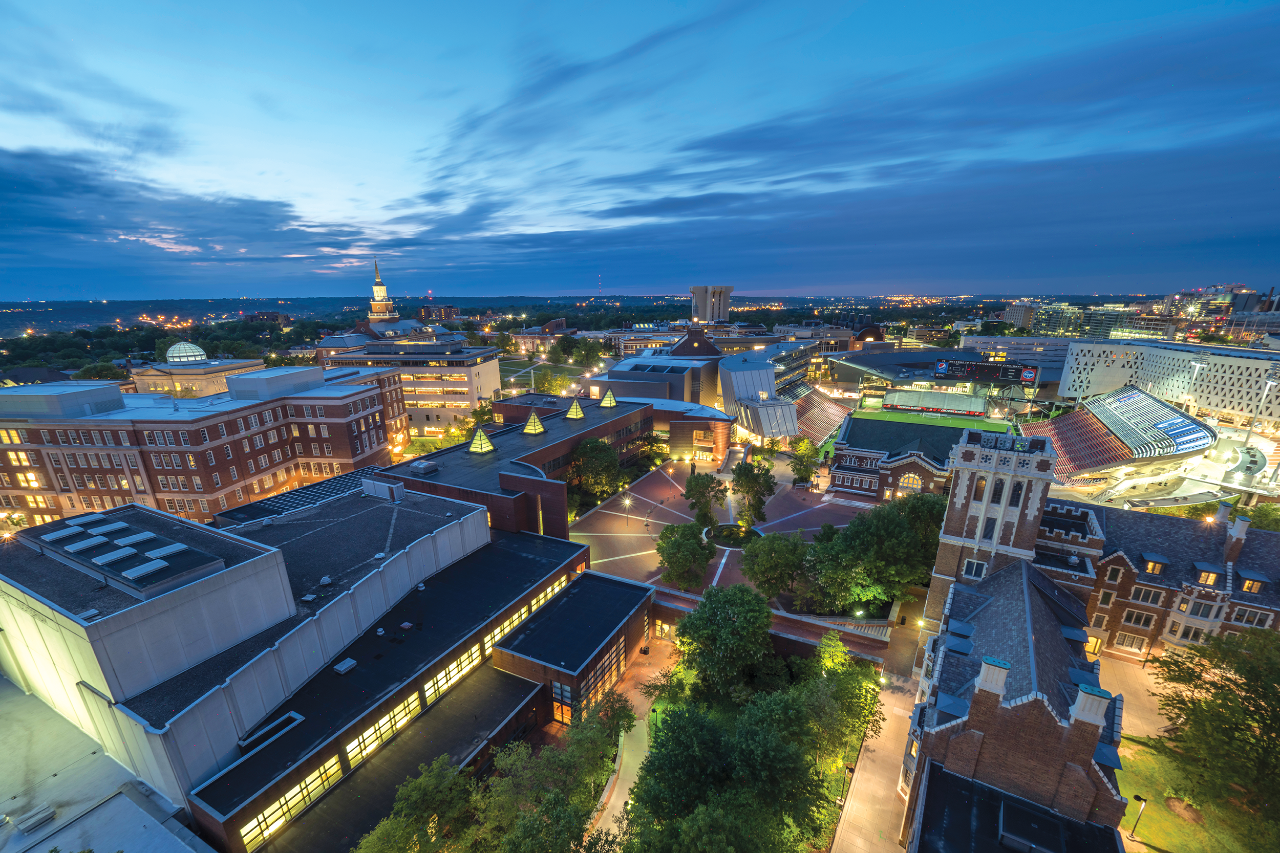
[
  {"xmin": 0, "ymin": 367, "xmax": 76, "ymax": 387},
  {"xmin": 1032, "ymin": 303, "xmax": 1084, "ymax": 336},
  {"xmin": 339, "ymin": 264, "xmax": 429, "ymax": 343},
  {"xmin": 827, "ymin": 348, "xmax": 1060, "ymax": 409},
  {"xmin": 324, "ymin": 339, "xmax": 500, "ymax": 438},
  {"xmin": 826, "ymin": 416, "xmax": 965, "ymax": 503},
  {"xmin": 1080, "ymin": 305, "xmax": 1136, "ymax": 339},
  {"xmin": 511, "ymin": 319, "xmax": 577, "ymax": 356},
  {"xmin": 0, "ymin": 366, "xmax": 403, "ymax": 528},
  {"xmin": 1002, "ymin": 301, "xmax": 1037, "ymax": 329},
  {"xmin": 907, "ymin": 327, "xmax": 952, "ymax": 345},
  {"xmin": 689, "ymin": 285, "xmax": 733, "ymax": 322},
  {"xmin": 417, "ymin": 304, "xmax": 458, "ymax": 322},
  {"xmin": 962, "ymin": 335, "xmax": 1076, "ymax": 370},
  {"xmin": 130, "ymin": 343, "xmax": 264, "ymax": 397},
  {"xmin": 380, "ymin": 393, "xmax": 654, "ymax": 539},
  {"xmin": 243, "ymin": 311, "xmax": 292, "ymax": 326}
]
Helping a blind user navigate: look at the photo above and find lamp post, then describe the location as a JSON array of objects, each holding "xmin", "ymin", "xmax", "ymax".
[
  {"xmin": 1243, "ymin": 363, "xmax": 1280, "ymax": 450},
  {"xmin": 1129, "ymin": 795, "xmax": 1148, "ymax": 840},
  {"xmin": 622, "ymin": 493, "xmax": 633, "ymax": 527}
]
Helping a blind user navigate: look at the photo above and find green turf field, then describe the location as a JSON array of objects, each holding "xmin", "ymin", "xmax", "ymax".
[{"xmin": 846, "ymin": 409, "xmax": 1008, "ymax": 431}]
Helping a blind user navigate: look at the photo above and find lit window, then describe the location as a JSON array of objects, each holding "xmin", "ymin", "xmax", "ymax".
[
  {"xmin": 424, "ymin": 644, "xmax": 482, "ymax": 706},
  {"xmin": 1241, "ymin": 579, "xmax": 1264, "ymax": 594},
  {"xmin": 1198, "ymin": 571, "xmax": 1218, "ymax": 586},
  {"xmin": 346, "ymin": 693, "xmax": 421, "ymax": 767},
  {"xmin": 239, "ymin": 756, "xmax": 342, "ymax": 852},
  {"xmin": 1145, "ymin": 561, "xmax": 1163, "ymax": 574}
]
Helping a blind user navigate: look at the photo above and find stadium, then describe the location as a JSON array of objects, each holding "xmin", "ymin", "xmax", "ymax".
[{"xmin": 1020, "ymin": 386, "xmax": 1217, "ymax": 485}]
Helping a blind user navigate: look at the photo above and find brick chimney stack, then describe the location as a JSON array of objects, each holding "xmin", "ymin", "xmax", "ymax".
[
  {"xmin": 1225, "ymin": 514, "xmax": 1251, "ymax": 565},
  {"xmin": 1069, "ymin": 683, "xmax": 1112, "ymax": 728},
  {"xmin": 975, "ymin": 656, "xmax": 1011, "ymax": 699}
]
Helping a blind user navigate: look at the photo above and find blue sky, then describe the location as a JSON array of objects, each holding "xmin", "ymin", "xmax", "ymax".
[{"xmin": 2, "ymin": 0, "xmax": 1277, "ymax": 299}]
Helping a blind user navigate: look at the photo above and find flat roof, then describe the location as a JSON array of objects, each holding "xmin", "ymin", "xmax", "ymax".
[
  {"xmin": 385, "ymin": 397, "xmax": 649, "ymax": 494},
  {"xmin": 498, "ymin": 572, "xmax": 651, "ymax": 674},
  {"xmin": 258, "ymin": 663, "xmax": 537, "ymax": 853},
  {"xmin": 213, "ymin": 466, "xmax": 384, "ymax": 524},
  {"xmin": 188, "ymin": 531, "xmax": 584, "ymax": 815},
  {"xmin": 0, "ymin": 506, "xmax": 267, "ymax": 619}
]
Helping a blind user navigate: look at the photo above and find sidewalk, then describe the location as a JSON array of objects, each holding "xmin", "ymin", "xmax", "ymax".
[
  {"xmin": 1098, "ymin": 658, "xmax": 1168, "ymax": 738},
  {"xmin": 832, "ymin": 673, "xmax": 916, "ymax": 852}
]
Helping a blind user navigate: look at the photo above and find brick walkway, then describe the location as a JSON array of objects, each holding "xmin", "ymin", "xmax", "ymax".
[{"xmin": 833, "ymin": 673, "xmax": 916, "ymax": 852}]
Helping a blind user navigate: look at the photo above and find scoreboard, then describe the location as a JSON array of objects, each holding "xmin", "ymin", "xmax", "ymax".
[{"xmin": 934, "ymin": 359, "xmax": 1040, "ymax": 385}]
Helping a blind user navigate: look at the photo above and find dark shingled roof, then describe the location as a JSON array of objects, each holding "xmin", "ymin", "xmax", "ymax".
[{"xmin": 836, "ymin": 416, "xmax": 965, "ymax": 467}]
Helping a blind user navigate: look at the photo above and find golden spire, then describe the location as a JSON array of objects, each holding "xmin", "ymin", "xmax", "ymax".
[
  {"xmin": 374, "ymin": 257, "xmax": 382, "ymax": 283},
  {"xmin": 523, "ymin": 411, "xmax": 546, "ymax": 435},
  {"xmin": 566, "ymin": 399, "xmax": 585, "ymax": 420}
]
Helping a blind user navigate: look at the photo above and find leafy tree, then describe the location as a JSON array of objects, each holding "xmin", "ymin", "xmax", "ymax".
[
  {"xmin": 534, "ymin": 368, "xmax": 573, "ymax": 395},
  {"xmin": 793, "ymin": 663, "xmax": 885, "ymax": 764},
  {"xmin": 758, "ymin": 436, "xmax": 783, "ymax": 463},
  {"xmin": 470, "ymin": 400, "xmax": 495, "ymax": 426},
  {"xmin": 152, "ymin": 335, "xmax": 181, "ymax": 361},
  {"xmin": 639, "ymin": 666, "xmax": 688, "ymax": 706},
  {"xmin": 741, "ymin": 532, "xmax": 808, "ymax": 600},
  {"xmin": 656, "ymin": 523, "xmax": 716, "ymax": 590},
  {"xmin": 570, "ymin": 437, "xmax": 623, "ymax": 499},
  {"xmin": 682, "ymin": 472, "xmax": 728, "ymax": 528},
  {"xmin": 676, "ymin": 585, "xmax": 773, "ymax": 695},
  {"xmin": 1151, "ymin": 628, "xmax": 1280, "ymax": 812},
  {"xmin": 787, "ymin": 437, "xmax": 821, "ymax": 484},
  {"xmin": 732, "ymin": 692, "xmax": 828, "ymax": 831},
  {"xmin": 495, "ymin": 331, "xmax": 516, "ymax": 354},
  {"xmin": 730, "ymin": 460, "xmax": 777, "ymax": 529},
  {"xmin": 548, "ymin": 346, "xmax": 567, "ymax": 366},
  {"xmin": 72, "ymin": 363, "xmax": 128, "ymax": 380},
  {"xmin": 631, "ymin": 705, "xmax": 733, "ymax": 822},
  {"xmin": 578, "ymin": 338, "xmax": 603, "ymax": 368},
  {"xmin": 353, "ymin": 754, "xmax": 478, "ymax": 853}
]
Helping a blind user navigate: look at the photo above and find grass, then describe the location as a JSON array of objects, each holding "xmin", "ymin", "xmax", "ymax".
[
  {"xmin": 1114, "ymin": 736, "xmax": 1270, "ymax": 852},
  {"xmin": 499, "ymin": 358, "xmax": 590, "ymax": 377},
  {"xmin": 846, "ymin": 409, "xmax": 1005, "ymax": 431}
]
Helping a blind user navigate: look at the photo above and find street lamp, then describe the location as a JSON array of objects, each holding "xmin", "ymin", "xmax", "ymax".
[
  {"xmin": 622, "ymin": 493, "xmax": 633, "ymax": 527},
  {"xmin": 1129, "ymin": 795, "xmax": 1147, "ymax": 840}
]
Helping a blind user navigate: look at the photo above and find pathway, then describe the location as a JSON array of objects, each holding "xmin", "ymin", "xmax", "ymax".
[{"xmin": 1098, "ymin": 658, "xmax": 1168, "ymax": 738}]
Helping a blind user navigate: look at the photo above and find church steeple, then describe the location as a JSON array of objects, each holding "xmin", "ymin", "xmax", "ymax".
[{"xmin": 369, "ymin": 258, "xmax": 398, "ymax": 321}]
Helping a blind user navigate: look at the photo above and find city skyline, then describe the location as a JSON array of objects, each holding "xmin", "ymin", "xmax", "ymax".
[{"xmin": 2, "ymin": 1, "xmax": 1278, "ymax": 299}]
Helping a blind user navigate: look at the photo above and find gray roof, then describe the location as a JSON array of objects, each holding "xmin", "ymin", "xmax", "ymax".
[{"xmin": 836, "ymin": 416, "xmax": 965, "ymax": 466}]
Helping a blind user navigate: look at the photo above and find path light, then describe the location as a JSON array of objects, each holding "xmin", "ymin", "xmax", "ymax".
[
  {"xmin": 917, "ymin": 619, "xmax": 924, "ymax": 627},
  {"xmin": 1129, "ymin": 795, "xmax": 1148, "ymax": 840}
]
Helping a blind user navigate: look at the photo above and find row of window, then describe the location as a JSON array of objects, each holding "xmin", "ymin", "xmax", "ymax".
[
  {"xmin": 835, "ymin": 474, "xmax": 876, "ymax": 489},
  {"xmin": 971, "ymin": 475, "xmax": 1025, "ymax": 508}
]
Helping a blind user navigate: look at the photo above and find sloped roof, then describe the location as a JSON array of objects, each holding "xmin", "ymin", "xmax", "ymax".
[{"xmin": 836, "ymin": 416, "xmax": 965, "ymax": 466}]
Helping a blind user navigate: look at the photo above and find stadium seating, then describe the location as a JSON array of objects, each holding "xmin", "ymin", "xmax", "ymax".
[
  {"xmin": 1020, "ymin": 409, "xmax": 1130, "ymax": 476},
  {"xmin": 795, "ymin": 387, "xmax": 849, "ymax": 444}
]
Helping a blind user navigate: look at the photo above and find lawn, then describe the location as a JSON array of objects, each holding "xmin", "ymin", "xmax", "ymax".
[
  {"xmin": 846, "ymin": 409, "xmax": 1006, "ymax": 432},
  {"xmin": 1114, "ymin": 736, "xmax": 1269, "ymax": 853}
]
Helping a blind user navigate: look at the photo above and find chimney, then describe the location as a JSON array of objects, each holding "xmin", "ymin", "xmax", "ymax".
[
  {"xmin": 1226, "ymin": 514, "xmax": 1251, "ymax": 565},
  {"xmin": 975, "ymin": 656, "xmax": 1011, "ymax": 698},
  {"xmin": 1214, "ymin": 501, "xmax": 1231, "ymax": 525},
  {"xmin": 1070, "ymin": 684, "xmax": 1112, "ymax": 728}
]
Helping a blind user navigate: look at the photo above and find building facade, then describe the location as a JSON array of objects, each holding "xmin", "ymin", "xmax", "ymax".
[
  {"xmin": 0, "ymin": 367, "xmax": 403, "ymax": 528},
  {"xmin": 826, "ymin": 417, "xmax": 964, "ymax": 503},
  {"xmin": 324, "ymin": 339, "xmax": 499, "ymax": 439}
]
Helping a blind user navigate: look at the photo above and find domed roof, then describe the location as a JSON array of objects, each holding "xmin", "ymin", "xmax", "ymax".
[{"xmin": 166, "ymin": 342, "xmax": 207, "ymax": 363}]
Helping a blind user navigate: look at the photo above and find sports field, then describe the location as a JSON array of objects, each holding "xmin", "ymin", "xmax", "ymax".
[{"xmin": 846, "ymin": 409, "xmax": 1009, "ymax": 431}]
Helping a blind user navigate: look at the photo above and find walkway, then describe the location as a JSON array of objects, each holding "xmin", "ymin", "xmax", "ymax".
[
  {"xmin": 832, "ymin": 673, "xmax": 916, "ymax": 853},
  {"xmin": 1098, "ymin": 658, "xmax": 1168, "ymax": 738}
]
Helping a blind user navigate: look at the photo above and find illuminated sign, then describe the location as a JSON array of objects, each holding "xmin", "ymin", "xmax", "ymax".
[{"xmin": 933, "ymin": 360, "xmax": 1040, "ymax": 385}]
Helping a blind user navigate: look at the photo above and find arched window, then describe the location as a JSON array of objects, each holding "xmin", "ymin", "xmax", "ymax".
[
  {"xmin": 991, "ymin": 479, "xmax": 1005, "ymax": 505},
  {"xmin": 1009, "ymin": 481, "xmax": 1024, "ymax": 507},
  {"xmin": 973, "ymin": 476, "xmax": 987, "ymax": 502},
  {"xmin": 900, "ymin": 472, "xmax": 922, "ymax": 493}
]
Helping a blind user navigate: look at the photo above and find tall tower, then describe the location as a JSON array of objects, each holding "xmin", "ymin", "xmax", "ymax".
[
  {"xmin": 690, "ymin": 285, "xmax": 734, "ymax": 322},
  {"xmin": 915, "ymin": 429, "xmax": 1058, "ymax": 675},
  {"xmin": 369, "ymin": 260, "xmax": 399, "ymax": 321}
]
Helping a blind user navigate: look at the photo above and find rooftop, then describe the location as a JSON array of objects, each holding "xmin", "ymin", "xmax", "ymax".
[
  {"xmin": 185, "ymin": 531, "xmax": 584, "ymax": 815},
  {"xmin": 386, "ymin": 396, "xmax": 649, "ymax": 494},
  {"xmin": 256, "ymin": 663, "xmax": 537, "ymax": 853},
  {"xmin": 498, "ymin": 572, "xmax": 652, "ymax": 674},
  {"xmin": 836, "ymin": 415, "xmax": 965, "ymax": 466},
  {"xmin": 1, "ymin": 506, "xmax": 266, "ymax": 619},
  {"xmin": 912, "ymin": 761, "xmax": 1123, "ymax": 853}
]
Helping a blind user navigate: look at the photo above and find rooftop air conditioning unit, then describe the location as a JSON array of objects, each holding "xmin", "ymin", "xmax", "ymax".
[{"xmin": 409, "ymin": 460, "xmax": 439, "ymax": 477}]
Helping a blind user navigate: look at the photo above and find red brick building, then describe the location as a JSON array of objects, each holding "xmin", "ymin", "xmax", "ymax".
[{"xmin": 826, "ymin": 416, "xmax": 967, "ymax": 503}]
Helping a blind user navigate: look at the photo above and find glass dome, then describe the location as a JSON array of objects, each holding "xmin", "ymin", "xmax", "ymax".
[{"xmin": 166, "ymin": 342, "xmax": 208, "ymax": 363}]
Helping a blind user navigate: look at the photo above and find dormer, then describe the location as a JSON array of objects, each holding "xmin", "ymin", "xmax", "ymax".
[
  {"xmin": 1193, "ymin": 561, "xmax": 1223, "ymax": 589},
  {"xmin": 1141, "ymin": 551, "xmax": 1168, "ymax": 575},
  {"xmin": 1237, "ymin": 567, "xmax": 1267, "ymax": 595}
]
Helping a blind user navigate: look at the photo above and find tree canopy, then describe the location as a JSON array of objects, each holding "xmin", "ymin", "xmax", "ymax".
[
  {"xmin": 570, "ymin": 438, "xmax": 624, "ymax": 499},
  {"xmin": 682, "ymin": 472, "xmax": 728, "ymax": 528},
  {"xmin": 741, "ymin": 532, "xmax": 807, "ymax": 601},
  {"xmin": 787, "ymin": 437, "xmax": 821, "ymax": 484},
  {"xmin": 655, "ymin": 522, "xmax": 716, "ymax": 591},
  {"xmin": 730, "ymin": 460, "xmax": 777, "ymax": 529},
  {"xmin": 676, "ymin": 584, "xmax": 774, "ymax": 695}
]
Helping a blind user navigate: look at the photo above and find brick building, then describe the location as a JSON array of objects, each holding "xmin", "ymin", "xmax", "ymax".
[
  {"xmin": 0, "ymin": 366, "xmax": 406, "ymax": 528},
  {"xmin": 826, "ymin": 416, "xmax": 965, "ymax": 503}
]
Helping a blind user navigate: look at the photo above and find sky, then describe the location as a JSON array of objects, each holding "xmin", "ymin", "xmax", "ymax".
[{"xmin": 1, "ymin": 0, "xmax": 1277, "ymax": 300}]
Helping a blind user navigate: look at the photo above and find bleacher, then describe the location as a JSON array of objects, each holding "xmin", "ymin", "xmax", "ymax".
[
  {"xmin": 794, "ymin": 386, "xmax": 849, "ymax": 444},
  {"xmin": 1020, "ymin": 410, "xmax": 1130, "ymax": 477}
]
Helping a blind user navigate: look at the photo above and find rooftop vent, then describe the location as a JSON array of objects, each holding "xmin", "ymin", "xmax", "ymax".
[
  {"xmin": 85, "ymin": 521, "xmax": 128, "ymax": 535},
  {"xmin": 40, "ymin": 526, "xmax": 84, "ymax": 542},
  {"xmin": 122, "ymin": 560, "xmax": 169, "ymax": 580},
  {"xmin": 334, "ymin": 658, "xmax": 357, "ymax": 675},
  {"xmin": 64, "ymin": 536, "xmax": 108, "ymax": 553},
  {"xmin": 115, "ymin": 531, "xmax": 156, "ymax": 546},
  {"xmin": 409, "ymin": 459, "xmax": 439, "ymax": 476},
  {"xmin": 75, "ymin": 609, "xmax": 100, "ymax": 622}
]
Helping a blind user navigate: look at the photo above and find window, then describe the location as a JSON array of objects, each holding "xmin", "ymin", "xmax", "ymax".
[
  {"xmin": 304, "ymin": 406, "xmax": 313, "ymax": 418},
  {"xmin": 1122, "ymin": 610, "xmax": 1154, "ymax": 629},
  {"xmin": 424, "ymin": 644, "xmax": 482, "ymax": 706},
  {"xmin": 230, "ymin": 466, "xmax": 239, "ymax": 480},
  {"xmin": 316, "ymin": 406, "xmax": 325, "ymax": 417},
  {"xmin": 484, "ymin": 606, "xmax": 530, "ymax": 654},
  {"xmin": 206, "ymin": 450, "xmax": 215, "ymax": 465},
  {"xmin": 972, "ymin": 476, "xmax": 986, "ymax": 502},
  {"xmin": 990, "ymin": 479, "xmax": 1005, "ymax": 504},
  {"xmin": 1009, "ymin": 481, "xmax": 1023, "ymax": 507},
  {"xmin": 199, "ymin": 499, "xmax": 209, "ymax": 512},
  {"xmin": 582, "ymin": 634, "xmax": 626, "ymax": 707},
  {"xmin": 1131, "ymin": 587, "xmax": 1161, "ymax": 605},
  {"xmin": 1145, "ymin": 561, "xmax": 1163, "ymax": 574},
  {"xmin": 180, "ymin": 432, "xmax": 190, "ymax": 446},
  {"xmin": 962, "ymin": 559, "xmax": 986, "ymax": 579},
  {"xmin": 1091, "ymin": 614, "xmax": 1107, "ymax": 629},
  {"xmin": 1197, "ymin": 571, "xmax": 1218, "ymax": 586},
  {"xmin": 1242, "ymin": 579, "xmax": 1265, "ymax": 594},
  {"xmin": 248, "ymin": 414, "xmax": 260, "ymax": 428},
  {"xmin": 235, "ymin": 488, "xmax": 244, "ymax": 500},
  {"xmin": 530, "ymin": 577, "xmax": 567, "ymax": 611},
  {"xmin": 213, "ymin": 472, "xmax": 221, "ymax": 487},
  {"xmin": 239, "ymin": 756, "xmax": 342, "ymax": 852},
  {"xmin": 981, "ymin": 517, "xmax": 996, "ymax": 541},
  {"xmin": 193, "ymin": 476, "xmax": 203, "ymax": 491},
  {"xmin": 236, "ymin": 418, "xmax": 245, "ymax": 432},
  {"xmin": 200, "ymin": 428, "xmax": 209, "ymax": 443},
  {"xmin": 144, "ymin": 430, "xmax": 156, "ymax": 446},
  {"xmin": 253, "ymin": 434, "xmax": 265, "ymax": 449},
  {"xmin": 1115, "ymin": 633, "xmax": 1146, "ymax": 652},
  {"xmin": 164, "ymin": 431, "xmax": 175, "ymax": 446},
  {"xmin": 218, "ymin": 423, "xmax": 227, "ymax": 438},
  {"xmin": 1179, "ymin": 624, "xmax": 1206, "ymax": 643},
  {"xmin": 552, "ymin": 681, "xmax": 573, "ymax": 724},
  {"xmin": 320, "ymin": 425, "xmax": 329, "ymax": 438},
  {"xmin": 219, "ymin": 495, "xmax": 228, "ymax": 509},
  {"xmin": 1189, "ymin": 601, "xmax": 1214, "ymax": 619},
  {"xmin": 1232, "ymin": 608, "xmax": 1270, "ymax": 627},
  {"xmin": 1099, "ymin": 591, "xmax": 1113, "ymax": 607},
  {"xmin": 324, "ymin": 444, "xmax": 333, "ymax": 456},
  {"xmin": 346, "ymin": 693, "xmax": 421, "ymax": 767}
]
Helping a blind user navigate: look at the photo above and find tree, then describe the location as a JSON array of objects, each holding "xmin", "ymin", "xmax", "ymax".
[
  {"xmin": 676, "ymin": 585, "xmax": 773, "ymax": 695},
  {"xmin": 1150, "ymin": 628, "xmax": 1280, "ymax": 811},
  {"xmin": 570, "ymin": 438, "xmax": 623, "ymax": 499},
  {"xmin": 548, "ymin": 346, "xmax": 567, "ymax": 366},
  {"xmin": 354, "ymin": 754, "xmax": 477, "ymax": 853},
  {"xmin": 72, "ymin": 363, "xmax": 127, "ymax": 380},
  {"xmin": 793, "ymin": 662, "xmax": 885, "ymax": 764},
  {"xmin": 758, "ymin": 437, "xmax": 783, "ymax": 464},
  {"xmin": 495, "ymin": 332, "xmax": 516, "ymax": 354},
  {"xmin": 631, "ymin": 705, "xmax": 733, "ymax": 822},
  {"xmin": 656, "ymin": 523, "xmax": 716, "ymax": 590},
  {"xmin": 682, "ymin": 472, "xmax": 728, "ymax": 528},
  {"xmin": 730, "ymin": 460, "xmax": 777, "ymax": 529},
  {"xmin": 787, "ymin": 437, "xmax": 821, "ymax": 484},
  {"xmin": 534, "ymin": 368, "xmax": 573, "ymax": 396},
  {"xmin": 470, "ymin": 400, "xmax": 495, "ymax": 426},
  {"xmin": 578, "ymin": 339, "xmax": 603, "ymax": 369},
  {"xmin": 741, "ymin": 532, "xmax": 807, "ymax": 600}
]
